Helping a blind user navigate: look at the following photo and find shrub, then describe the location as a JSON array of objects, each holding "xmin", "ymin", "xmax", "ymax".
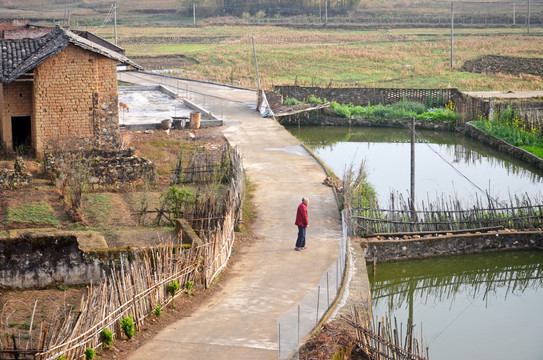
[
  {"xmin": 307, "ymin": 94, "xmax": 323, "ymax": 105},
  {"xmin": 167, "ymin": 280, "xmax": 180, "ymax": 297},
  {"xmin": 154, "ymin": 305, "xmax": 162, "ymax": 317},
  {"xmin": 57, "ymin": 356, "xmax": 67, "ymax": 360},
  {"xmin": 185, "ymin": 280, "xmax": 195, "ymax": 296},
  {"xmin": 283, "ymin": 97, "xmax": 300, "ymax": 105},
  {"xmin": 160, "ymin": 186, "xmax": 195, "ymax": 218},
  {"xmin": 120, "ymin": 316, "xmax": 135, "ymax": 339},
  {"xmin": 255, "ymin": 10, "xmax": 266, "ymax": 18},
  {"xmin": 101, "ymin": 329, "xmax": 113, "ymax": 348},
  {"xmin": 84, "ymin": 347, "xmax": 95, "ymax": 360}
]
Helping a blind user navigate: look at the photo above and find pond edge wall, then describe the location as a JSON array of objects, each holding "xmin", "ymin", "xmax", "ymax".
[{"xmin": 363, "ymin": 231, "xmax": 543, "ymax": 263}]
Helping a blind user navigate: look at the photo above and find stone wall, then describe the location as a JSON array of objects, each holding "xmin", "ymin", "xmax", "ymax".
[
  {"xmin": 363, "ymin": 231, "xmax": 543, "ymax": 263},
  {"xmin": 0, "ymin": 234, "xmax": 104, "ymax": 288},
  {"xmin": 44, "ymin": 148, "xmax": 156, "ymax": 190},
  {"xmin": 0, "ymin": 233, "xmax": 173, "ymax": 289},
  {"xmin": 463, "ymin": 123, "xmax": 543, "ymax": 170},
  {"xmin": 0, "ymin": 157, "xmax": 32, "ymax": 189},
  {"xmin": 274, "ymin": 86, "xmax": 458, "ymax": 107}
]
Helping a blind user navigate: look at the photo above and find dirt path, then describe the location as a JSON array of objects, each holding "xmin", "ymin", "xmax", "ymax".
[{"xmin": 118, "ymin": 72, "xmax": 342, "ymax": 359}]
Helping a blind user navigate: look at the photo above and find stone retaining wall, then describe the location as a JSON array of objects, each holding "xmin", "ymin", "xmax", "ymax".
[
  {"xmin": 0, "ymin": 157, "xmax": 32, "ymax": 189},
  {"xmin": 44, "ymin": 149, "xmax": 156, "ymax": 190},
  {"xmin": 363, "ymin": 231, "xmax": 543, "ymax": 263},
  {"xmin": 463, "ymin": 122, "xmax": 543, "ymax": 171},
  {"xmin": 0, "ymin": 233, "xmax": 183, "ymax": 289},
  {"xmin": 274, "ymin": 86, "xmax": 458, "ymax": 107},
  {"xmin": 0, "ymin": 234, "xmax": 105, "ymax": 288},
  {"xmin": 277, "ymin": 112, "xmax": 456, "ymax": 131}
]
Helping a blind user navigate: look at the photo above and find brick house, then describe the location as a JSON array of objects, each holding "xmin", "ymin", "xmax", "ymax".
[{"xmin": 0, "ymin": 24, "xmax": 141, "ymax": 158}]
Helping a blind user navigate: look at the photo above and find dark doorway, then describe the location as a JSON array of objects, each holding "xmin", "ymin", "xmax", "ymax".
[{"xmin": 11, "ymin": 116, "xmax": 32, "ymax": 151}]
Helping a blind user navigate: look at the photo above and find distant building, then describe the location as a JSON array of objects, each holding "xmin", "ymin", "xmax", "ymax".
[{"xmin": 0, "ymin": 21, "xmax": 141, "ymax": 158}]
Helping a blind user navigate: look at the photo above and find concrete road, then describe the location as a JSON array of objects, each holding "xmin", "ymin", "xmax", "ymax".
[{"xmin": 119, "ymin": 72, "xmax": 342, "ymax": 360}]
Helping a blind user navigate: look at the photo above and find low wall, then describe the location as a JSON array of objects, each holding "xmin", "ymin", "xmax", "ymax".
[
  {"xmin": 0, "ymin": 157, "xmax": 32, "ymax": 189},
  {"xmin": 0, "ymin": 234, "xmax": 105, "ymax": 288},
  {"xmin": 363, "ymin": 231, "xmax": 543, "ymax": 263},
  {"xmin": 463, "ymin": 122, "xmax": 543, "ymax": 171},
  {"xmin": 44, "ymin": 149, "xmax": 156, "ymax": 190},
  {"xmin": 274, "ymin": 86, "xmax": 458, "ymax": 107},
  {"xmin": 278, "ymin": 113, "xmax": 456, "ymax": 131}
]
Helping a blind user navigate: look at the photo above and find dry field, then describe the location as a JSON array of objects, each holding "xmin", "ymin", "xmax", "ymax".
[{"xmin": 97, "ymin": 25, "xmax": 543, "ymax": 91}]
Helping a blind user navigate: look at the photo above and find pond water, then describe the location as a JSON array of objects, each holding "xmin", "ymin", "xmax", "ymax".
[
  {"xmin": 287, "ymin": 125, "xmax": 543, "ymax": 359},
  {"xmin": 288, "ymin": 126, "xmax": 543, "ymax": 207},
  {"xmin": 369, "ymin": 251, "xmax": 543, "ymax": 360}
]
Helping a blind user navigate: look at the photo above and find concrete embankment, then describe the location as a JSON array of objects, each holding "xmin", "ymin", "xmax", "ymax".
[{"xmin": 362, "ymin": 230, "xmax": 543, "ymax": 263}]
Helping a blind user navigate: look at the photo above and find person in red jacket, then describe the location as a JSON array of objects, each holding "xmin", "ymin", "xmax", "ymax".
[{"xmin": 294, "ymin": 196, "xmax": 309, "ymax": 251}]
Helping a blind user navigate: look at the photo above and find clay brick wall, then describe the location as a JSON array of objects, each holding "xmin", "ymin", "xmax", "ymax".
[
  {"xmin": 33, "ymin": 44, "xmax": 120, "ymax": 156},
  {"xmin": 1, "ymin": 81, "xmax": 32, "ymax": 149}
]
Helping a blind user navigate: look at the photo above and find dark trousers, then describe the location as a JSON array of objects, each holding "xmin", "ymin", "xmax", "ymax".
[{"xmin": 296, "ymin": 226, "xmax": 306, "ymax": 248}]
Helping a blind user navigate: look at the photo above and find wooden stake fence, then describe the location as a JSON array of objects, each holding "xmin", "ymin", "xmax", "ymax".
[
  {"xmin": 0, "ymin": 146, "xmax": 244, "ymax": 360},
  {"xmin": 346, "ymin": 307, "xmax": 429, "ymax": 360},
  {"xmin": 353, "ymin": 192, "xmax": 543, "ymax": 236}
]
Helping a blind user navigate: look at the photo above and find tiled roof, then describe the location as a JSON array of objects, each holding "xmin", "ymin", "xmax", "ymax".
[{"xmin": 0, "ymin": 26, "xmax": 141, "ymax": 84}]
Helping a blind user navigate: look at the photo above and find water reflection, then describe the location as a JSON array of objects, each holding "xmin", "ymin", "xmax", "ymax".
[
  {"xmin": 289, "ymin": 126, "xmax": 543, "ymax": 206},
  {"xmin": 369, "ymin": 251, "xmax": 543, "ymax": 360}
]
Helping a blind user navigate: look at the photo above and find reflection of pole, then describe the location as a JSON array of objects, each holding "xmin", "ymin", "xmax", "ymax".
[
  {"xmin": 193, "ymin": 3, "xmax": 196, "ymax": 25},
  {"xmin": 408, "ymin": 285, "xmax": 414, "ymax": 352},
  {"xmin": 410, "ymin": 116, "xmax": 415, "ymax": 214}
]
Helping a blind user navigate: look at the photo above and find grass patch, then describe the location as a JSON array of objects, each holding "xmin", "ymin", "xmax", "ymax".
[
  {"xmin": 521, "ymin": 146, "xmax": 543, "ymax": 159},
  {"xmin": 82, "ymin": 194, "xmax": 114, "ymax": 224},
  {"xmin": 5, "ymin": 201, "xmax": 59, "ymax": 226}
]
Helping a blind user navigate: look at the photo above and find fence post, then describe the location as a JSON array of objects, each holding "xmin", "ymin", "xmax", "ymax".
[{"xmin": 316, "ymin": 285, "xmax": 320, "ymax": 324}]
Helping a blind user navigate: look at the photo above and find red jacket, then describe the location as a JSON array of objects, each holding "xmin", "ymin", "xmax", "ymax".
[{"xmin": 295, "ymin": 202, "xmax": 308, "ymax": 227}]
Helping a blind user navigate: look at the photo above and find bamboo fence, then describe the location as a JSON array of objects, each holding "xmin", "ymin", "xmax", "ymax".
[
  {"xmin": 352, "ymin": 192, "xmax": 543, "ymax": 236},
  {"xmin": 346, "ymin": 307, "xmax": 429, "ymax": 360},
  {"xmin": 0, "ymin": 146, "xmax": 244, "ymax": 360}
]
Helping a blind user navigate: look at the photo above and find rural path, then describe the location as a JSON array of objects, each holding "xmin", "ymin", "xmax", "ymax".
[{"xmin": 118, "ymin": 71, "xmax": 342, "ymax": 359}]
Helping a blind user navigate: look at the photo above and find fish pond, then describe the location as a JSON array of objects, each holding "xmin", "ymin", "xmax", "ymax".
[
  {"xmin": 288, "ymin": 125, "xmax": 543, "ymax": 359},
  {"xmin": 288, "ymin": 126, "xmax": 543, "ymax": 207}
]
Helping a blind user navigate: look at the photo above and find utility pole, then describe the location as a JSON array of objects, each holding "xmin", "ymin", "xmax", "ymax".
[
  {"xmin": 193, "ymin": 3, "xmax": 196, "ymax": 25},
  {"xmin": 114, "ymin": 3, "xmax": 118, "ymax": 45},
  {"xmin": 410, "ymin": 117, "xmax": 416, "ymax": 214},
  {"xmin": 527, "ymin": 0, "xmax": 531, "ymax": 35},
  {"xmin": 450, "ymin": 2, "xmax": 454, "ymax": 68},
  {"xmin": 513, "ymin": 2, "xmax": 516, "ymax": 25},
  {"xmin": 68, "ymin": 9, "xmax": 71, "ymax": 28},
  {"xmin": 319, "ymin": 0, "xmax": 322, "ymax": 24},
  {"xmin": 325, "ymin": 0, "xmax": 328, "ymax": 25},
  {"xmin": 63, "ymin": 3, "xmax": 67, "ymax": 27},
  {"xmin": 251, "ymin": 36, "xmax": 261, "ymax": 92}
]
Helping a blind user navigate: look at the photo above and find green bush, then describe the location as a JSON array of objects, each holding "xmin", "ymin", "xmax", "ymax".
[
  {"xmin": 57, "ymin": 356, "xmax": 67, "ymax": 360},
  {"xmin": 154, "ymin": 305, "xmax": 162, "ymax": 317},
  {"xmin": 167, "ymin": 280, "xmax": 180, "ymax": 297},
  {"xmin": 120, "ymin": 316, "xmax": 135, "ymax": 339},
  {"xmin": 283, "ymin": 97, "xmax": 300, "ymax": 105},
  {"xmin": 101, "ymin": 328, "xmax": 113, "ymax": 348},
  {"xmin": 85, "ymin": 347, "xmax": 95, "ymax": 360},
  {"xmin": 160, "ymin": 186, "xmax": 195, "ymax": 218},
  {"xmin": 416, "ymin": 108, "xmax": 456, "ymax": 122},
  {"xmin": 307, "ymin": 94, "xmax": 324, "ymax": 105},
  {"xmin": 185, "ymin": 280, "xmax": 195, "ymax": 296}
]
